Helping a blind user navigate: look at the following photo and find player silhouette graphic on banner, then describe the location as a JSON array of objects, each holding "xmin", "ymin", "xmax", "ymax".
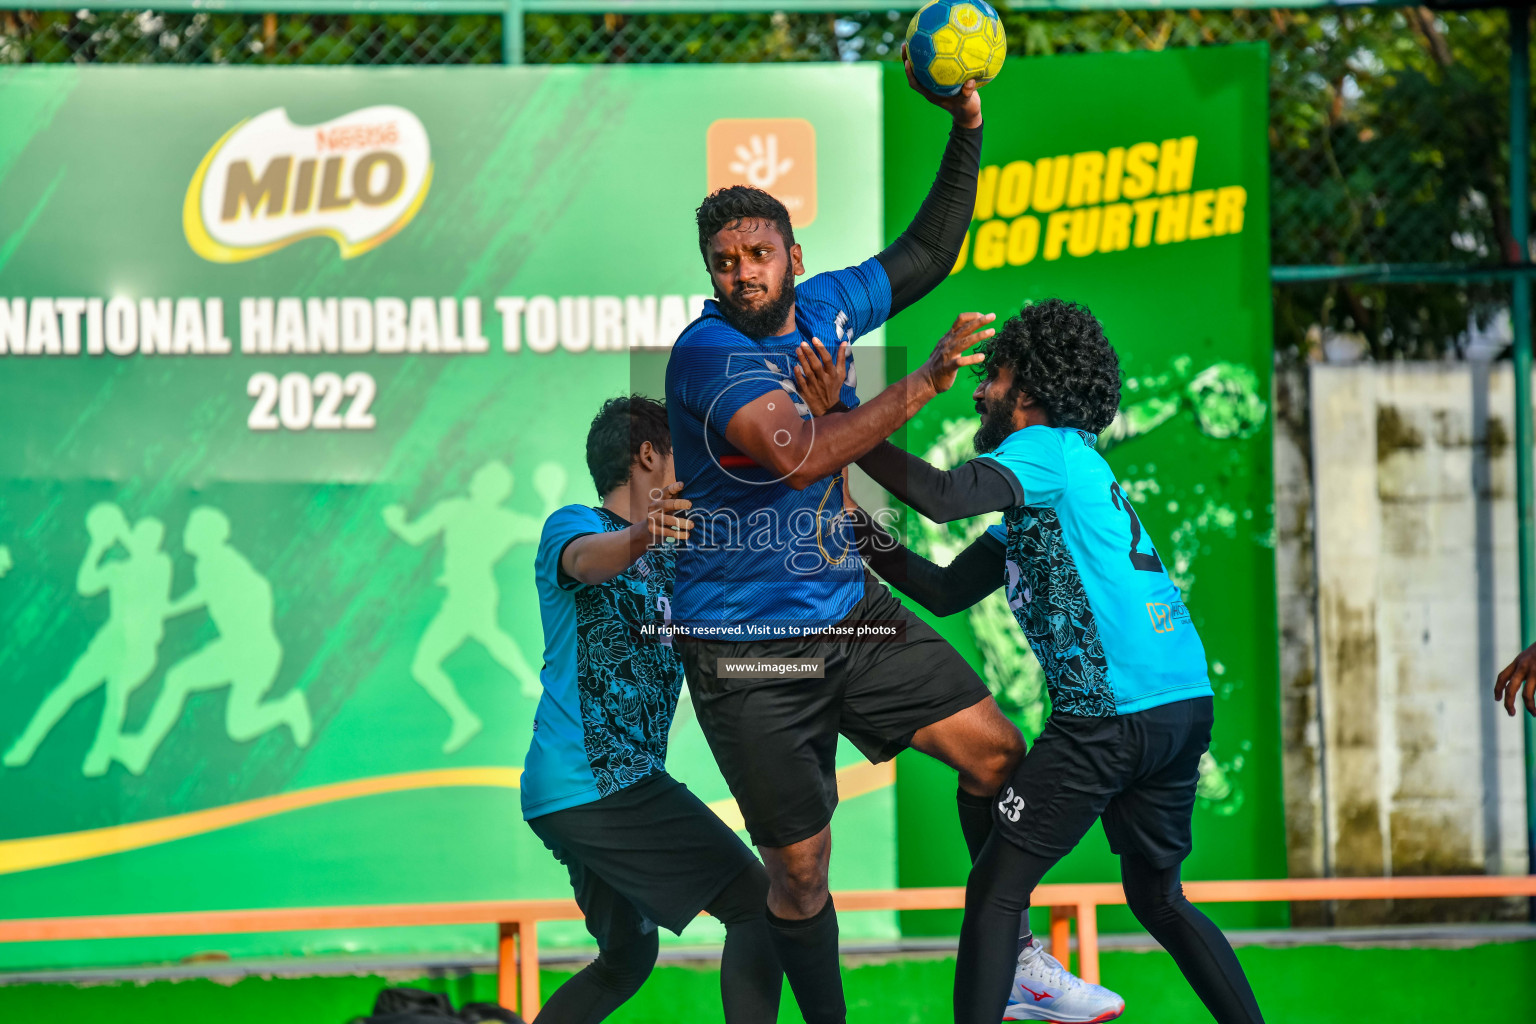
[
  {"xmin": 120, "ymin": 506, "xmax": 312, "ymax": 776},
  {"xmin": 383, "ymin": 459, "xmax": 565, "ymax": 753},
  {"xmin": 4, "ymin": 504, "xmax": 173, "ymax": 776}
]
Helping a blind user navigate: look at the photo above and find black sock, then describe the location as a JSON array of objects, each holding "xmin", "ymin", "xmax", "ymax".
[
  {"xmin": 765, "ymin": 897, "xmax": 845, "ymax": 1024},
  {"xmin": 956, "ymin": 787, "xmax": 995, "ymax": 863},
  {"xmin": 1018, "ymin": 920, "xmax": 1034, "ymax": 958}
]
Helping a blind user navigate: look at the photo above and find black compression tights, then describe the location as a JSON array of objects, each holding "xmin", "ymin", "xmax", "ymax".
[
  {"xmin": 954, "ymin": 835, "xmax": 1265, "ymax": 1024},
  {"xmin": 713, "ymin": 863, "xmax": 784, "ymax": 1024},
  {"xmin": 1120, "ymin": 854, "xmax": 1265, "ymax": 1024},
  {"xmin": 534, "ymin": 925, "xmax": 658, "ymax": 1024},
  {"xmin": 536, "ymin": 864, "xmax": 782, "ymax": 1024}
]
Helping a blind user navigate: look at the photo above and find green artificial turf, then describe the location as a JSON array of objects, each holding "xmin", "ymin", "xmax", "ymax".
[{"xmin": 2, "ymin": 941, "xmax": 1531, "ymax": 1022}]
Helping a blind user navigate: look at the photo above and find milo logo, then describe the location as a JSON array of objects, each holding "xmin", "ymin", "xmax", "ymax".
[{"xmin": 183, "ymin": 105, "xmax": 432, "ymax": 263}]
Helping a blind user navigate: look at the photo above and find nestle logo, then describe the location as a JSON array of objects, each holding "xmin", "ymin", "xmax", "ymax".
[{"xmin": 315, "ymin": 122, "xmax": 401, "ymax": 152}]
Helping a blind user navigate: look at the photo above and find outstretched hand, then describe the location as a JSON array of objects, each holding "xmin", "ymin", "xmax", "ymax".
[
  {"xmin": 645, "ymin": 481, "xmax": 693, "ymax": 545},
  {"xmin": 794, "ymin": 337, "xmax": 850, "ymax": 416},
  {"xmin": 1494, "ymin": 642, "xmax": 1536, "ymax": 717},
  {"xmin": 918, "ymin": 312, "xmax": 994, "ymax": 396},
  {"xmin": 903, "ymin": 43, "xmax": 983, "ymax": 130}
]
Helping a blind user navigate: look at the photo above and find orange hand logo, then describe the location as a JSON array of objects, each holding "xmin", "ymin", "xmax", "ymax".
[{"xmin": 707, "ymin": 119, "xmax": 818, "ymax": 227}]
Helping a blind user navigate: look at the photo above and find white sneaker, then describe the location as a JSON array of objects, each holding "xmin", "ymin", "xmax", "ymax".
[{"xmin": 1002, "ymin": 938, "xmax": 1125, "ymax": 1022}]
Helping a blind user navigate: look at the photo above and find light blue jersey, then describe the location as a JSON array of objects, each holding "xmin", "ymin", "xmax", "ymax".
[
  {"xmin": 977, "ymin": 426, "xmax": 1212, "ymax": 717},
  {"xmin": 521, "ymin": 504, "xmax": 683, "ymax": 819}
]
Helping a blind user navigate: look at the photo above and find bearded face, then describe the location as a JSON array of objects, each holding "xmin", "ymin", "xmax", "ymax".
[
  {"xmin": 973, "ymin": 383, "xmax": 1022, "ymax": 455},
  {"xmin": 717, "ymin": 261, "xmax": 797, "ymax": 340}
]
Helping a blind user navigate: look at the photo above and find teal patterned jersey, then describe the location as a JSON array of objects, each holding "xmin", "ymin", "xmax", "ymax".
[
  {"xmin": 521, "ymin": 504, "xmax": 683, "ymax": 819},
  {"xmin": 978, "ymin": 426, "xmax": 1212, "ymax": 717}
]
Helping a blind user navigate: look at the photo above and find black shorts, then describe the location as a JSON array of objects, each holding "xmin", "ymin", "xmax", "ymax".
[
  {"xmin": 526, "ymin": 772, "xmax": 757, "ymax": 939},
  {"xmin": 678, "ymin": 572, "xmax": 992, "ymax": 849},
  {"xmin": 995, "ymin": 695, "xmax": 1214, "ymax": 869}
]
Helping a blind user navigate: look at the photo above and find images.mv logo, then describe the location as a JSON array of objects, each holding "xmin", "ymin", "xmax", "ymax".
[{"xmin": 184, "ymin": 105, "xmax": 433, "ymax": 263}]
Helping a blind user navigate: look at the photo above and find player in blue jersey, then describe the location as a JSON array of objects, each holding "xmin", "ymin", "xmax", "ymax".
[
  {"xmin": 522, "ymin": 396, "xmax": 782, "ymax": 1024},
  {"xmin": 832, "ymin": 299, "xmax": 1266, "ymax": 1024},
  {"xmin": 664, "ymin": 59, "xmax": 1115, "ymax": 1024}
]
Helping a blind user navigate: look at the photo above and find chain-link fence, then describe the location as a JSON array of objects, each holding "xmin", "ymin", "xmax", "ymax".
[
  {"xmin": 1, "ymin": 5, "xmax": 1527, "ymax": 357},
  {"xmin": 0, "ymin": 10, "xmax": 504, "ymax": 64}
]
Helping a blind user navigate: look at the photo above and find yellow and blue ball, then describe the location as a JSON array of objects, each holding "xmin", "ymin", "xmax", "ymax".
[{"xmin": 904, "ymin": 0, "xmax": 1006, "ymax": 98}]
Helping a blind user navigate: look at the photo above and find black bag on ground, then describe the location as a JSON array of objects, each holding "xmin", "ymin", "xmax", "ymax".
[
  {"xmin": 349, "ymin": 985, "xmax": 525, "ymax": 1024},
  {"xmin": 458, "ymin": 1003, "xmax": 523, "ymax": 1023}
]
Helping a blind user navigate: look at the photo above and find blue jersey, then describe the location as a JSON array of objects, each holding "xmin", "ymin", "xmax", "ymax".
[
  {"xmin": 665, "ymin": 258, "xmax": 893, "ymax": 636},
  {"xmin": 521, "ymin": 504, "xmax": 684, "ymax": 819},
  {"xmin": 977, "ymin": 426, "xmax": 1212, "ymax": 717}
]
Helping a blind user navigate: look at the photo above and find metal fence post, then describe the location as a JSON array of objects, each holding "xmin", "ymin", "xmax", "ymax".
[
  {"xmin": 1509, "ymin": 3, "xmax": 1536, "ymax": 917},
  {"xmin": 503, "ymin": 0, "xmax": 524, "ymax": 65}
]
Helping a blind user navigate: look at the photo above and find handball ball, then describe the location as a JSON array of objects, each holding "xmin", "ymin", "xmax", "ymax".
[{"xmin": 905, "ymin": 0, "xmax": 1006, "ymax": 97}]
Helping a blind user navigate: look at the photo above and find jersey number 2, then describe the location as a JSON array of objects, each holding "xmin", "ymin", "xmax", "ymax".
[{"xmin": 1109, "ymin": 483, "xmax": 1164, "ymax": 573}]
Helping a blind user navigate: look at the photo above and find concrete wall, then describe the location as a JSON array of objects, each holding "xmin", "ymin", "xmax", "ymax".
[
  {"xmin": 1281, "ymin": 362, "xmax": 1531, "ymax": 923},
  {"xmin": 1274, "ymin": 366, "xmax": 1325, "ymax": 892}
]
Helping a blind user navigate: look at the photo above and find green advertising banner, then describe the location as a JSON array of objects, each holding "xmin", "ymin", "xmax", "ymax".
[
  {"xmin": 881, "ymin": 44, "xmax": 1285, "ymax": 932},
  {"xmin": 0, "ymin": 46, "xmax": 1281, "ymax": 971},
  {"xmin": 0, "ymin": 63, "xmax": 898, "ymax": 968}
]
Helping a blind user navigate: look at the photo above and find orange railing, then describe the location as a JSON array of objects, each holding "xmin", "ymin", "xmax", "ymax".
[{"xmin": 4, "ymin": 875, "xmax": 1536, "ymax": 1018}]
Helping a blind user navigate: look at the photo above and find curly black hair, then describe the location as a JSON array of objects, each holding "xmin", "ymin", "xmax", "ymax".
[
  {"xmin": 695, "ymin": 185, "xmax": 796, "ymax": 267},
  {"xmin": 980, "ymin": 299, "xmax": 1121, "ymax": 433},
  {"xmin": 586, "ymin": 395, "xmax": 671, "ymax": 496}
]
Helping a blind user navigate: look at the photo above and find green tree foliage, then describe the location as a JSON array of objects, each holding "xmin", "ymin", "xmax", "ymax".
[{"xmin": 0, "ymin": 10, "xmax": 503, "ymax": 64}]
